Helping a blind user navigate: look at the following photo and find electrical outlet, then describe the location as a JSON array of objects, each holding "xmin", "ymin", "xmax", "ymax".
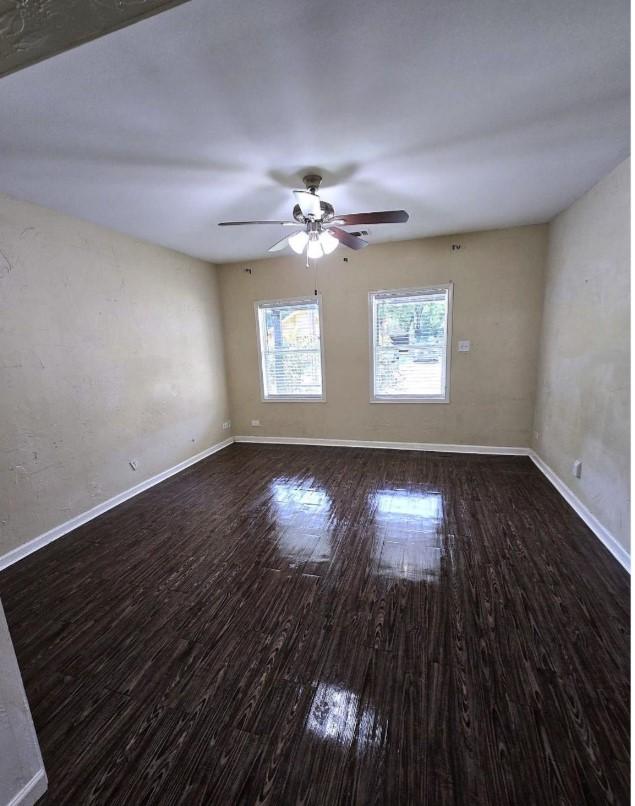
[
  {"xmin": 251, "ymin": 419, "xmax": 261, "ymax": 427},
  {"xmin": 129, "ymin": 460, "xmax": 138, "ymax": 471},
  {"xmin": 572, "ymin": 460, "xmax": 582, "ymax": 479},
  {"xmin": 222, "ymin": 420, "xmax": 231, "ymax": 430},
  {"xmin": 457, "ymin": 340, "xmax": 471, "ymax": 352}
]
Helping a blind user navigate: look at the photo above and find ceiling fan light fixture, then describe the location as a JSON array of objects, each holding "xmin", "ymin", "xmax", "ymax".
[
  {"xmin": 307, "ymin": 232, "xmax": 324, "ymax": 259},
  {"xmin": 319, "ymin": 229, "xmax": 339, "ymax": 255},
  {"xmin": 288, "ymin": 230, "xmax": 309, "ymax": 254}
]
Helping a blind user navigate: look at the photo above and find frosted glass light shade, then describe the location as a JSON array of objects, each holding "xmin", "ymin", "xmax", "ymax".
[
  {"xmin": 319, "ymin": 230, "xmax": 339, "ymax": 255},
  {"xmin": 288, "ymin": 230, "xmax": 309, "ymax": 254},
  {"xmin": 307, "ymin": 236, "xmax": 324, "ymax": 259}
]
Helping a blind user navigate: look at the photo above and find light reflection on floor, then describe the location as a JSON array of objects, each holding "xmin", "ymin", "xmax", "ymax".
[
  {"xmin": 270, "ymin": 479, "xmax": 333, "ymax": 564},
  {"xmin": 268, "ymin": 479, "xmax": 447, "ymax": 581},
  {"xmin": 374, "ymin": 488, "xmax": 443, "ymax": 522},
  {"xmin": 272, "ymin": 483, "xmax": 330, "ymax": 510},
  {"xmin": 306, "ymin": 682, "xmax": 383, "ymax": 755},
  {"xmin": 373, "ymin": 487, "xmax": 445, "ymax": 581}
]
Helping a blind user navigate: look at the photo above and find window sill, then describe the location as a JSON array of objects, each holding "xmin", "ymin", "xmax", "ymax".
[
  {"xmin": 370, "ymin": 396, "xmax": 449, "ymax": 404},
  {"xmin": 262, "ymin": 397, "xmax": 327, "ymax": 403}
]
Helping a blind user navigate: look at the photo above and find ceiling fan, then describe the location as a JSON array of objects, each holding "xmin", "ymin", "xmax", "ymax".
[{"xmin": 218, "ymin": 174, "xmax": 409, "ymax": 259}]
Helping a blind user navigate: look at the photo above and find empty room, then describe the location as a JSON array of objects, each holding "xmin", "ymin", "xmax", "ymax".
[{"xmin": 0, "ymin": 1, "xmax": 630, "ymax": 804}]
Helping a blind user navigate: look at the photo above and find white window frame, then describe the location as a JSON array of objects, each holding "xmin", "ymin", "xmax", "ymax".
[
  {"xmin": 368, "ymin": 283, "xmax": 453, "ymax": 403},
  {"xmin": 254, "ymin": 295, "xmax": 326, "ymax": 402}
]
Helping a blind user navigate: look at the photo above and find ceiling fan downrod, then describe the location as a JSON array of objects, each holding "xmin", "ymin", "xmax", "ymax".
[{"xmin": 302, "ymin": 174, "xmax": 322, "ymax": 194}]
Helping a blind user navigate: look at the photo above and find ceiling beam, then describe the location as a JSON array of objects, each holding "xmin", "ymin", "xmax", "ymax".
[{"xmin": 0, "ymin": 0, "xmax": 191, "ymax": 79}]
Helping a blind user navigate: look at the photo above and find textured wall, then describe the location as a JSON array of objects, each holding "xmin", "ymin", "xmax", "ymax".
[
  {"xmin": 0, "ymin": 597, "xmax": 46, "ymax": 805},
  {"xmin": 533, "ymin": 159, "xmax": 630, "ymax": 552},
  {"xmin": 218, "ymin": 225, "xmax": 547, "ymax": 447},
  {"xmin": 0, "ymin": 193, "xmax": 230, "ymax": 558}
]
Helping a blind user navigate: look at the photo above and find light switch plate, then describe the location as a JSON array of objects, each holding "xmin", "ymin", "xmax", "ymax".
[{"xmin": 458, "ymin": 340, "xmax": 471, "ymax": 352}]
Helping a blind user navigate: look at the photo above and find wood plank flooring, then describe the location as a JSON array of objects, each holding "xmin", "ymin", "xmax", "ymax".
[{"xmin": 0, "ymin": 443, "xmax": 629, "ymax": 805}]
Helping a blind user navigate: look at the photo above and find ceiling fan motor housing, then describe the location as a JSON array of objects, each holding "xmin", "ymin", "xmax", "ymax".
[{"xmin": 293, "ymin": 200, "xmax": 335, "ymax": 224}]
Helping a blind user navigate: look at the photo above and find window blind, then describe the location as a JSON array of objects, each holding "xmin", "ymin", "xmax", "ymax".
[
  {"xmin": 370, "ymin": 286, "xmax": 451, "ymax": 401},
  {"xmin": 256, "ymin": 298, "xmax": 324, "ymax": 400}
]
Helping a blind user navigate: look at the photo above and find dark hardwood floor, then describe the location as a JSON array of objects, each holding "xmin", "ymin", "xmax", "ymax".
[{"xmin": 0, "ymin": 444, "xmax": 629, "ymax": 805}]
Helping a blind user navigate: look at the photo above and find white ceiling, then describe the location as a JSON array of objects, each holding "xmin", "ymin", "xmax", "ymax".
[{"xmin": 0, "ymin": 0, "xmax": 629, "ymax": 263}]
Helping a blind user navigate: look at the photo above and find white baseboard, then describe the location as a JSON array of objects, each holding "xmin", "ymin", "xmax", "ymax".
[
  {"xmin": 0, "ymin": 437, "xmax": 234, "ymax": 572},
  {"xmin": 5, "ymin": 769, "xmax": 47, "ymax": 806},
  {"xmin": 234, "ymin": 435, "xmax": 529, "ymax": 455},
  {"xmin": 528, "ymin": 450, "xmax": 630, "ymax": 573}
]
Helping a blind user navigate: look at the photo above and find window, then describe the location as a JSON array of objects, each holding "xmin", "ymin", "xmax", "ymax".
[
  {"xmin": 369, "ymin": 285, "xmax": 452, "ymax": 402},
  {"xmin": 255, "ymin": 297, "xmax": 325, "ymax": 401}
]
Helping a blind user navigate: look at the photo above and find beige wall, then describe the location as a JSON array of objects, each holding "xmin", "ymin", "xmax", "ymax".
[
  {"xmin": 218, "ymin": 225, "xmax": 547, "ymax": 447},
  {"xmin": 0, "ymin": 598, "xmax": 46, "ymax": 805},
  {"xmin": 0, "ymin": 193, "xmax": 230, "ymax": 559},
  {"xmin": 533, "ymin": 159, "xmax": 630, "ymax": 553}
]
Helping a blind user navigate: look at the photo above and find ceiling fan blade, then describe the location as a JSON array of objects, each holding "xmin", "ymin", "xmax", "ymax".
[
  {"xmin": 293, "ymin": 190, "xmax": 322, "ymax": 219},
  {"xmin": 328, "ymin": 226, "xmax": 368, "ymax": 251},
  {"xmin": 268, "ymin": 231, "xmax": 302, "ymax": 252},
  {"xmin": 330, "ymin": 210, "xmax": 409, "ymax": 226},
  {"xmin": 218, "ymin": 220, "xmax": 298, "ymax": 226}
]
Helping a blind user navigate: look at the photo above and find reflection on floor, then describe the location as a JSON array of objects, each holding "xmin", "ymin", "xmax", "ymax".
[
  {"xmin": 0, "ymin": 443, "xmax": 630, "ymax": 805},
  {"xmin": 306, "ymin": 681, "xmax": 380, "ymax": 753},
  {"xmin": 374, "ymin": 488, "xmax": 444, "ymax": 581}
]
